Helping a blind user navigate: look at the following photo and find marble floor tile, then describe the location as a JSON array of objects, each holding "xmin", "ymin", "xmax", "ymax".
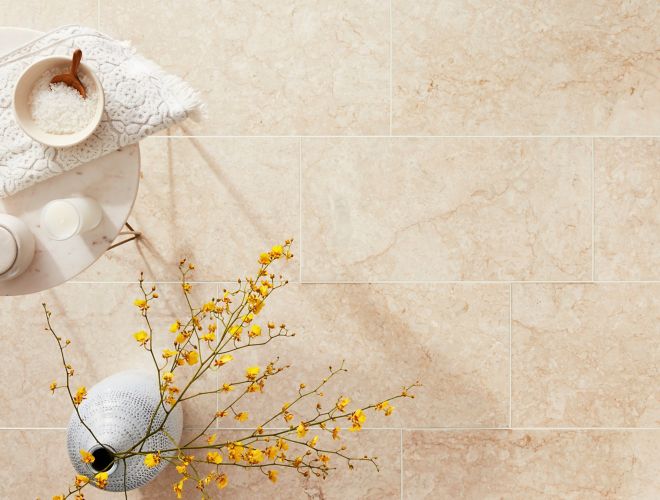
[
  {"xmin": 100, "ymin": 0, "xmax": 389, "ymax": 136},
  {"xmin": 403, "ymin": 430, "xmax": 660, "ymax": 499},
  {"xmin": 392, "ymin": 0, "xmax": 660, "ymax": 135},
  {"xmin": 1, "ymin": 1, "xmax": 658, "ymax": 498},
  {"xmin": 512, "ymin": 283, "xmax": 660, "ymax": 427},
  {"xmin": 75, "ymin": 137, "xmax": 300, "ymax": 282},
  {"xmin": 0, "ymin": 0, "xmax": 97, "ymax": 31},
  {"xmin": 212, "ymin": 282, "xmax": 510, "ymax": 429},
  {"xmin": 0, "ymin": 283, "xmax": 218, "ymax": 428},
  {"xmin": 302, "ymin": 138, "xmax": 592, "ymax": 281},
  {"xmin": 595, "ymin": 139, "xmax": 660, "ymax": 281},
  {"xmin": 0, "ymin": 428, "xmax": 399, "ymax": 499}
]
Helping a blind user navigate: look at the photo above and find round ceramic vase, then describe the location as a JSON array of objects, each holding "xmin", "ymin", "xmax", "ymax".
[{"xmin": 67, "ymin": 370, "xmax": 183, "ymax": 491}]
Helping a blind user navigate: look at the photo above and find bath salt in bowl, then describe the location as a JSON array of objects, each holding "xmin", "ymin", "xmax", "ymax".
[
  {"xmin": 13, "ymin": 55, "xmax": 104, "ymax": 148},
  {"xmin": 29, "ymin": 66, "xmax": 99, "ymax": 135}
]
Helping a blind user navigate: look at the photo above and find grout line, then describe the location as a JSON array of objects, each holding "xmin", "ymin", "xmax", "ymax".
[
  {"xmin": 146, "ymin": 135, "xmax": 660, "ymax": 139},
  {"xmin": 3, "ymin": 426, "xmax": 659, "ymax": 431},
  {"xmin": 400, "ymin": 429, "xmax": 404, "ymax": 500},
  {"xmin": 389, "ymin": 0, "xmax": 393, "ymax": 136},
  {"xmin": 299, "ymin": 137, "xmax": 303, "ymax": 283},
  {"xmin": 509, "ymin": 283, "xmax": 513, "ymax": 428},
  {"xmin": 215, "ymin": 282, "xmax": 221, "ymax": 428},
  {"xmin": 296, "ymin": 280, "xmax": 660, "ymax": 285},
  {"xmin": 591, "ymin": 137, "xmax": 596, "ymax": 281},
  {"xmin": 0, "ymin": 427, "xmax": 68, "ymax": 431},
  {"xmin": 67, "ymin": 279, "xmax": 660, "ymax": 285},
  {"xmin": 0, "ymin": 427, "xmax": 218, "ymax": 431},
  {"xmin": 67, "ymin": 280, "xmax": 300, "ymax": 284},
  {"xmin": 399, "ymin": 427, "xmax": 660, "ymax": 431}
]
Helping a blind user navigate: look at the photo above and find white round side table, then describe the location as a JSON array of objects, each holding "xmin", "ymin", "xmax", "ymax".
[{"xmin": 0, "ymin": 27, "xmax": 141, "ymax": 296}]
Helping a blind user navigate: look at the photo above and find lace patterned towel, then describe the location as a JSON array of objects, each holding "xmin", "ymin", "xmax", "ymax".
[{"xmin": 0, "ymin": 25, "xmax": 203, "ymax": 198}]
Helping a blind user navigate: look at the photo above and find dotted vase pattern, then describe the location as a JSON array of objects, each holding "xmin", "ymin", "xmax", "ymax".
[
  {"xmin": 0, "ymin": 25, "xmax": 202, "ymax": 198},
  {"xmin": 67, "ymin": 370, "xmax": 184, "ymax": 492}
]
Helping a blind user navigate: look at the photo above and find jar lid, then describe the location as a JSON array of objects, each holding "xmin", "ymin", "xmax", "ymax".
[{"xmin": 0, "ymin": 226, "xmax": 18, "ymax": 274}]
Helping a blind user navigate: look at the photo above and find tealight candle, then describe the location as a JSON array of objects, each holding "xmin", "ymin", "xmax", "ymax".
[
  {"xmin": 41, "ymin": 197, "xmax": 103, "ymax": 241},
  {"xmin": 0, "ymin": 227, "xmax": 17, "ymax": 274}
]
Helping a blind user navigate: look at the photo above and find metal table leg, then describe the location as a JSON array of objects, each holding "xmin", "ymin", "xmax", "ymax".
[{"xmin": 107, "ymin": 222, "xmax": 141, "ymax": 250}]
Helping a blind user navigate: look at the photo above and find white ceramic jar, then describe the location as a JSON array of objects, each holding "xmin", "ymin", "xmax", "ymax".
[{"xmin": 0, "ymin": 213, "xmax": 35, "ymax": 281}]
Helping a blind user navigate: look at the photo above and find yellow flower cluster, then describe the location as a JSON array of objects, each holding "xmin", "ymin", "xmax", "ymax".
[
  {"xmin": 349, "ymin": 409, "xmax": 367, "ymax": 432},
  {"xmin": 45, "ymin": 240, "xmax": 421, "ymax": 499},
  {"xmin": 144, "ymin": 452, "xmax": 161, "ymax": 468},
  {"xmin": 72, "ymin": 386, "xmax": 87, "ymax": 406}
]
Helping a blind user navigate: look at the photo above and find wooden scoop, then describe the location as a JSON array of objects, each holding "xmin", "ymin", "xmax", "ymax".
[{"xmin": 50, "ymin": 49, "xmax": 86, "ymax": 98}]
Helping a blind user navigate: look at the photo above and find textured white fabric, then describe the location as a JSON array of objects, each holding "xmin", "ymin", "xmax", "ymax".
[
  {"xmin": 0, "ymin": 25, "xmax": 202, "ymax": 198},
  {"xmin": 67, "ymin": 370, "xmax": 183, "ymax": 492}
]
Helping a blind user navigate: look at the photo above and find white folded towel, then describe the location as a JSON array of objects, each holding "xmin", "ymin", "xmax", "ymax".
[{"xmin": 0, "ymin": 25, "xmax": 203, "ymax": 198}]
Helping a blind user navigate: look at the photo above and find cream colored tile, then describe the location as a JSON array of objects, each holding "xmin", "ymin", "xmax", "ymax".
[
  {"xmin": 0, "ymin": 428, "xmax": 192, "ymax": 498},
  {"xmin": 75, "ymin": 137, "xmax": 299, "ymax": 282},
  {"xmin": 512, "ymin": 283, "xmax": 660, "ymax": 427},
  {"xmin": 302, "ymin": 138, "xmax": 592, "ymax": 281},
  {"xmin": 0, "ymin": 283, "xmax": 218, "ymax": 428},
  {"xmin": 212, "ymin": 282, "xmax": 509, "ymax": 429},
  {"xmin": 0, "ymin": 430, "xmax": 123, "ymax": 500},
  {"xmin": 595, "ymin": 139, "xmax": 660, "ymax": 281},
  {"xmin": 392, "ymin": 1, "xmax": 660, "ymax": 135},
  {"xmin": 403, "ymin": 430, "xmax": 660, "ymax": 499},
  {"xmin": 0, "ymin": 429, "xmax": 399, "ymax": 499},
  {"xmin": 0, "ymin": 0, "xmax": 97, "ymax": 31},
  {"xmin": 100, "ymin": 0, "xmax": 389, "ymax": 135}
]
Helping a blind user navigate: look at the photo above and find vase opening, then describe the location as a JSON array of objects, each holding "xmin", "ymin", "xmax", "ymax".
[{"xmin": 89, "ymin": 445, "xmax": 116, "ymax": 474}]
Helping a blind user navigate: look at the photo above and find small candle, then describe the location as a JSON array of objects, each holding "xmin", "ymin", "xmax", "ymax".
[
  {"xmin": 0, "ymin": 227, "xmax": 17, "ymax": 274},
  {"xmin": 41, "ymin": 197, "xmax": 103, "ymax": 241}
]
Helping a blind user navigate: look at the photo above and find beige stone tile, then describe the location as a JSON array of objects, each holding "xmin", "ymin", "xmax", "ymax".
[
  {"xmin": 302, "ymin": 138, "xmax": 592, "ymax": 281},
  {"xmin": 100, "ymin": 0, "xmax": 389, "ymax": 135},
  {"xmin": 1, "ymin": 428, "xmax": 399, "ymax": 499},
  {"xmin": 392, "ymin": 1, "xmax": 660, "ymax": 135},
  {"xmin": 211, "ymin": 282, "xmax": 509, "ymax": 429},
  {"xmin": 512, "ymin": 283, "xmax": 660, "ymax": 427},
  {"xmin": 0, "ymin": 282, "xmax": 218, "ymax": 428},
  {"xmin": 402, "ymin": 430, "xmax": 660, "ymax": 499},
  {"xmin": 0, "ymin": 428, "xmax": 186, "ymax": 498},
  {"xmin": 75, "ymin": 137, "xmax": 300, "ymax": 282},
  {"xmin": 595, "ymin": 139, "xmax": 660, "ymax": 281},
  {"xmin": 0, "ymin": 0, "xmax": 97, "ymax": 31}
]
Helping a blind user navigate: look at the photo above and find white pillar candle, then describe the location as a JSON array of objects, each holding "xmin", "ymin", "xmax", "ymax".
[
  {"xmin": 0, "ymin": 227, "xmax": 17, "ymax": 274},
  {"xmin": 41, "ymin": 197, "xmax": 103, "ymax": 241}
]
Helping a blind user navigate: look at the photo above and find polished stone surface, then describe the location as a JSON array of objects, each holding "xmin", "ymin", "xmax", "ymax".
[
  {"xmin": 392, "ymin": 1, "xmax": 660, "ymax": 135},
  {"xmin": 0, "ymin": 0, "xmax": 658, "ymax": 498}
]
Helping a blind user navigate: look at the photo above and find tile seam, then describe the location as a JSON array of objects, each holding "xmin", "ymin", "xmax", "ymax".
[
  {"xmin": 215, "ymin": 282, "xmax": 221, "ymax": 429},
  {"xmin": 509, "ymin": 283, "xmax": 513, "ymax": 428},
  {"xmin": 145, "ymin": 135, "xmax": 660, "ymax": 139},
  {"xmin": 66, "ymin": 280, "xmax": 660, "ymax": 285},
  {"xmin": 389, "ymin": 0, "xmax": 393, "ymax": 137},
  {"xmin": 400, "ymin": 428, "xmax": 404, "ymax": 500},
  {"xmin": 592, "ymin": 138, "xmax": 596, "ymax": 281},
  {"xmin": 299, "ymin": 137, "xmax": 303, "ymax": 283},
  {"xmin": 3, "ymin": 426, "xmax": 658, "ymax": 431}
]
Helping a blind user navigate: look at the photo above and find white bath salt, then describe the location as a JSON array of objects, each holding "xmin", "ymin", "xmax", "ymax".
[{"xmin": 28, "ymin": 66, "xmax": 98, "ymax": 135}]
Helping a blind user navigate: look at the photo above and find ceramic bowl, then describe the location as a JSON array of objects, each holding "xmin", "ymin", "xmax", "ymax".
[{"xmin": 12, "ymin": 56, "xmax": 104, "ymax": 148}]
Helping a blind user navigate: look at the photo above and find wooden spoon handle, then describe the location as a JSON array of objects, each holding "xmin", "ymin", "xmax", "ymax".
[{"xmin": 70, "ymin": 49, "xmax": 82, "ymax": 75}]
